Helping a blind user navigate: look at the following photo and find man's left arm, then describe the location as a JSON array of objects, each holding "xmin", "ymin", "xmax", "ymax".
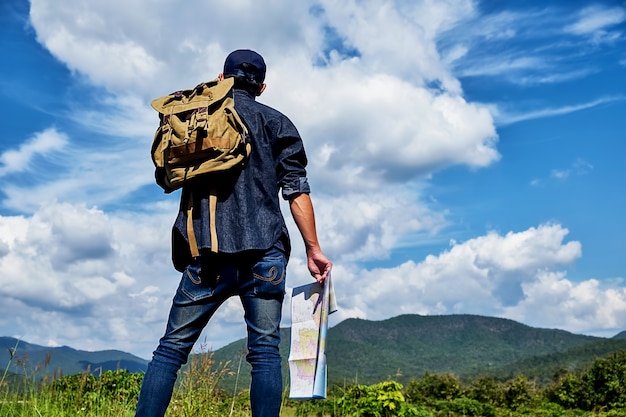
[{"xmin": 289, "ymin": 193, "xmax": 332, "ymax": 283}]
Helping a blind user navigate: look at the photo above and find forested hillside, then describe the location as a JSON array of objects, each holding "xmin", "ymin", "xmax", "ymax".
[{"xmin": 211, "ymin": 314, "xmax": 626, "ymax": 390}]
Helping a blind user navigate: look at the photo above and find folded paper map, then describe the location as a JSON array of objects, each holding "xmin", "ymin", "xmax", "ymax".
[{"xmin": 288, "ymin": 273, "xmax": 337, "ymax": 399}]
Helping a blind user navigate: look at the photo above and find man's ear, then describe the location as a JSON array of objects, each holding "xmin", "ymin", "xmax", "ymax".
[
  {"xmin": 218, "ymin": 73, "xmax": 224, "ymax": 81},
  {"xmin": 257, "ymin": 83, "xmax": 266, "ymax": 96}
]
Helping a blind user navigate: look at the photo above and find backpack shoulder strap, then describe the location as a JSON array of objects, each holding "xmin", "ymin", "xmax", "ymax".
[{"xmin": 186, "ymin": 188, "xmax": 220, "ymax": 257}]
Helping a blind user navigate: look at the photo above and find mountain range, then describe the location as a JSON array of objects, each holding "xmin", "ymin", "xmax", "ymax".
[
  {"xmin": 0, "ymin": 336, "xmax": 148, "ymax": 377},
  {"xmin": 213, "ymin": 314, "xmax": 626, "ymax": 390},
  {"xmin": 3, "ymin": 314, "xmax": 626, "ymax": 389}
]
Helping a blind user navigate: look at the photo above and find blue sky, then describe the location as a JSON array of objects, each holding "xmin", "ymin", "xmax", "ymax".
[{"xmin": 0, "ymin": 0, "xmax": 625, "ymax": 359}]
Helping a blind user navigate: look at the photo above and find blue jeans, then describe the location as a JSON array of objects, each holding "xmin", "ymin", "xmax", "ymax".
[{"xmin": 135, "ymin": 246, "xmax": 287, "ymax": 417}]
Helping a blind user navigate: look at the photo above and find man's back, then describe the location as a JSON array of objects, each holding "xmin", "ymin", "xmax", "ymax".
[
  {"xmin": 135, "ymin": 50, "xmax": 331, "ymax": 417},
  {"xmin": 172, "ymin": 87, "xmax": 310, "ymax": 265}
]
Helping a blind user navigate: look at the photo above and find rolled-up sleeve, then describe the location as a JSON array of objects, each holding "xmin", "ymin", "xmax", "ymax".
[
  {"xmin": 273, "ymin": 117, "xmax": 311, "ymax": 200},
  {"xmin": 282, "ymin": 176, "xmax": 311, "ymax": 199}
]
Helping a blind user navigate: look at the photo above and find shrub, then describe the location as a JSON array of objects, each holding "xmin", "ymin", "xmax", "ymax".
[
  {"xmin": 405, "ymin": 373, "xmax": 462, "ymax": 405},
  {"xmin": 464, "ymin": 376, "xmax": 506, "ymax": 407},
  {"xmin": 48, "ymin": 369, "xmax": 143, "ymax": 411},
  {"xmin": 433, "ymin": 397, "xmax": 496, "ymax": 417},
  {"xmin": 545, "ymin": 371, "xmax": 589, "ymax": 410},
  {"xmin": 585, "ymin": 350, "xmax": 626, "ymax": 410},
  {"xmin": 96, "ymin": 369, "xmax": 143, "ymax": 403},
  {"xmin": 547, "ymin": 350, "xmax": 626, "ymax": 411},
  {"xmin": 503, "ymin": 375, "xmax": 539, "ymax": 410},
  {"xmin": 336, "ymin": 380, "xmax": 427, "ymax": 417}
]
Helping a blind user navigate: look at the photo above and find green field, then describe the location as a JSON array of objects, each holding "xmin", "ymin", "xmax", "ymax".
[{"xmin": 3, "ymin": 344, "xmax": 626, "ymax": 417}]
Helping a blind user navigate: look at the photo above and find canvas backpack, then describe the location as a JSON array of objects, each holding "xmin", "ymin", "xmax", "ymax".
[
  {"xmin": 150, "ymin": 77, "xmax": 251, "ymax": 255},
  {"xmin": 150, "ymin": 77, "xmax": 251, "ymax": 193}
]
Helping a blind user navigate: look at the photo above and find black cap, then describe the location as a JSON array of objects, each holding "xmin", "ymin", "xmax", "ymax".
[{"xmin": 223, "ymin": 49, "xmax": 266, "ymax": 83}]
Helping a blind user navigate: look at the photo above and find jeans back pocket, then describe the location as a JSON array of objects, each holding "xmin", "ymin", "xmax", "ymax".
[{"xmin": 251, "ymin": 248, "xmax": 286, "ymax": 297}]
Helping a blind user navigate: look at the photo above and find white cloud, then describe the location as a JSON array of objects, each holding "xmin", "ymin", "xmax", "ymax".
[
  {"xmin": 69, "ymin": 93, "xmax": 156, "ymax": 139},
  {"xmin": 0, "ymin": 123, "xmax": 157, "ymax": 213},
  {"xmin": 493, "ymin": 96, "xmax": 625, "ymax": 125},
  {"xmin": 21, "ymin": 0, "xmax": 500, "ymax": 210},
  {"xmin": 316, "ymin": 0, "xmax": 474, "ymax": 93},
  {"xmin": 271, "ymin": 57, "xmax": 499, "ymax": 185},
  {"xmin": 469, "ymin": 225, "xmax": 581, "ymax": 271},
  {"xmin": 0, "ymin": 128, "xmax": 67, "ymax": 176},
  {"xmin": 331, "ymin": 224, "xmax": 625, "ymax": 336},
  {"xmin": 565, "ymin": 5, "xmax": 626, "ymax": 36},
  {"xmin": 505, "ymin": 271, "xmax": 626, "ymax": 334},
  {"xmin": 551, "ymin": 169, "xmax": 570, "ymax": 180},
  {"xmin": 0, "ymin": 202, "xmax": 179, "ymax": 356},
  {"xmin": 443, "ymin": 3, "xmax": 624, "ymax": 90},
  {"xmin": 459, "ymin": 56, "xmax": 546, "ymax": 78},
  {"xmin": 287, "ymin": 186, "xmax": 447, "ymax": 263},
  {"xmin": 533, "ymin": 158, "xmax": 595, "ymax": 185},
  {"xmin": 573, "ymin": 158, "xmax": 593, "ymax": 174},
  {"xmin": 28, "ymin": 0, "xmax": 321, "ymax": 97}
]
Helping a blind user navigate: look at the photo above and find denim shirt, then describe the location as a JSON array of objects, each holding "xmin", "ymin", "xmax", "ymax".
[{"xmin": 171, "ymin": 88, "xmax": 311, "ymax": 270}]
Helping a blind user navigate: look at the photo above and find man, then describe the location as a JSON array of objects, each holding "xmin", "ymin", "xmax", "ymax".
[{"xmin": 135, "ymin": 49, "xmax": 332, "ymax": 417}]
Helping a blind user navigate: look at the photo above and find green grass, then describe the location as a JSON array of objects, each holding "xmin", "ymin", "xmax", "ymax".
[{"xmin": 4, "ymin": 340, "xmax": 626, "ymax": 417}]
